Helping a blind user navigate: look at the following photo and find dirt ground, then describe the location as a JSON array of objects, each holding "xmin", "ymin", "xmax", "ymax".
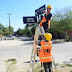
[
  {"xmin": 53, "ymin": 65, "xmax": 72, "ymax": 72},
  {"xmin": 33, "ymin": 63, "xmax": 72, "ymax": 72},
  {"xmin": 5, "ymin": 59, "xmax": 72, "ymax": 72}
]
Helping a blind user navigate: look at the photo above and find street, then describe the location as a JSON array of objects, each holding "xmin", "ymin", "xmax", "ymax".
[
  {"xmin": 0, "ymin": 38, "xmax": 33, "ymax": 72},
  {"xmin": 0, "ymin": 38, "xmax": 72, "ymax": 72}
]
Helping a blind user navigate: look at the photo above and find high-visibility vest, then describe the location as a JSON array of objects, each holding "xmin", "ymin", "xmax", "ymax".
[
  {"xmin": 39, "ymin": 41, "xmax": 53, "ymax": 62},
  {"xmin": 40, "ymin": 13, "xmax": 49, "ymax": 26}
]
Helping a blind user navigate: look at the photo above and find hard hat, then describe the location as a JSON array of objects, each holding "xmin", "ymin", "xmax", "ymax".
[
  {"xmin": 47, "ymin": 5, "xmax": 52, "ymax": 9},
  {"xmin": 45, "ymin": 33, "xmax": 52, "ymax": 41}
]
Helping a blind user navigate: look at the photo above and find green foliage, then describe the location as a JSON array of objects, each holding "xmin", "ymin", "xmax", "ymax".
[
  {"xmin": 0, "ymin": 24, "xmax": 4, "ymax": 30},
  {"xmin": 50, "ymin": 8, "xmax": 72, "ymax": 39},
  {"xmin": 0, "ymin": 29, "xmax": 3, "ymax": 34},
  {"xmin": 15, "ymin": 23, "xmax": 38, "ymax": 36},
  {"xmin": 51, "ymin": 9, "xmax": 72, "ymax": 33},
  {"xmin": 0, "ymin": 24, "xmax": 4, "ymax": 34},
  {"xmin": 25, "ymin": 23, "xmax": 38, "ymax": 35},
  {"xmin": 5, "ymin": 59, "xmax": 17, "ymax": 72},
  {"xmin": 3, "ymin": 26, "xmax": 14, "ymax": 36},
  {"xmin": 0, "ymin": 24, "xmax": 14, "ymax": 36},
  {"xmin": 15, "ymin": 28, "xmax": 31, "ymax": 36}
]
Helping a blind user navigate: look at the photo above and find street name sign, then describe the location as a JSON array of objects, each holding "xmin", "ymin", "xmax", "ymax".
[
  {"xmin": 23, "ymin": 16, "xmax": 37, "ymax": 24},
  {"xmin": 35, "ymin": 5, "xmax": 46, "ymax": 16}
]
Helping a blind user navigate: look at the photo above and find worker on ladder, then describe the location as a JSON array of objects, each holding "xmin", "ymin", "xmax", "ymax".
[
  {"xmin": 40, "ymin": 5, "xmax": 52, "ymax": 33},
  {"xmin": 39, "ymin": 33, "xmax": 53, "ymax": 72}
]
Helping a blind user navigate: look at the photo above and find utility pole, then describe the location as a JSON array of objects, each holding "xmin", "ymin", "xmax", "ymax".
[{"xmin": 8, "ymin": 13, "xmax": 11, "ymax": 35}]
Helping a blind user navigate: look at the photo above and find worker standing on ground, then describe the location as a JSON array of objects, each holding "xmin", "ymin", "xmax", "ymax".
[
  {"xmin": 40, "ymin": 5, "xmax": 52, "ymax": 33},
  {"xmin": 39, "ymin": 33, "xmax": 53, "ymax": 72}
]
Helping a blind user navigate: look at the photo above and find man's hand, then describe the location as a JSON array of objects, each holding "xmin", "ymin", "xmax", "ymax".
[{"xmin": 40, "ymin": 22, "xmax": 42, "ymax": 26}]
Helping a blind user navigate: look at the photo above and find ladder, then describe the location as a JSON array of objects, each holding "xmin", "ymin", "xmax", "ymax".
[
  {"xmin": 29, "ymin": 26, "xmax": 57, "ymax": 72},
  {"xmin": 29, "ymin": 26, "xmax": 45, "ymax": 72}
]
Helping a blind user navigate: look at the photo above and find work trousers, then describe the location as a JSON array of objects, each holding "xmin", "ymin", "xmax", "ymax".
[
  {"xmin": 42, "ymin": 23, "xmax": 49, "ymax": 33},
  {"xmin": 39, "ymin": 23, "xmax": 49, "ymax": 41},
  {"xmin": 43, "ymin": 62, "xmax": 52, "ymax": 72}
]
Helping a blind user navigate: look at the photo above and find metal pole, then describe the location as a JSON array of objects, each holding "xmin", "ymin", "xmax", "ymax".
[{"xmin": 9, "ymin": 14, "xmax": 10, "ymax": 35}]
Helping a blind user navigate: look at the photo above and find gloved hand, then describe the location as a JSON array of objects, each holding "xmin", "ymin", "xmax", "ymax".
[{"xmin": 40, "ymin": 22, "xmax": 42, "ymax": 26}]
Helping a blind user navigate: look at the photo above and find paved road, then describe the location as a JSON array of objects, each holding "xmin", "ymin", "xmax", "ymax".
[
  {"xmin": 52, "ymin": 41, "xmax": 72, "ymax": 64},
  {"xmin": 0, "ymin": 39, "xmax": 33, "ymax": 61},
  {"xmin": 0, "ymin": 39, "xmax": 33, "ymax": 72},
  {"xmin": 0, "ymin": 39, "xmax": 72, "ymax": 72}
]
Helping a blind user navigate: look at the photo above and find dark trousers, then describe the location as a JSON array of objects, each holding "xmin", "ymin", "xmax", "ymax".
[
  {"xmin": 43, "ymin": 62, "xmax": 52, "ymax": 72},
  {"xmin": 39, "ymin": 23, "xmax": 49, "ymax": 41},
  {"xmin": 42, "ymin": 23, "xmax": 49, "ymax": 33}
]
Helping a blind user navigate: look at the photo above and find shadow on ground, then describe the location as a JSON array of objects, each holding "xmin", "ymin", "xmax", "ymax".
[
  {"xmin": 52, "ymin": 40, "xmax": 65, "ymax": 44},
  {"xmin": 63, "ymin": 58, "xmax": 72, "ymax": 64},
  {"xmin": 24, "ymin": 42, "xmax": 33, "ymax": 45},
  {"xmin": 20, "ymin": 38, "xmax": 33, "ymax": 41},
  {"xmin": 23, "ymin": 39, "xmax": 65, "ymax": 45},
  {"xmin": 24, "ymin": 60, "xmax": 40, "ymax": 63},
  {"xmin": 20, "ymin": 37, "xmax": 65, "ymax": 45}
]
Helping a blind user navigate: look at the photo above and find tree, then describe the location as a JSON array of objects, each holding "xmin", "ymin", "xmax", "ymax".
[
  {"xmin": 52, "ymin": 8, "xmax": 72, "ymax": 33},
  {"xmin": 0, "ymin": 29, "xmax": 3, "ymax": 34},
  {"xmin": 3, "ymin": 27, "xmax": 9, "ymax": 36},
  {"xmin": 25, "ymin": 23, "xmax": 38, "ymax": 35},
  {"xmin": 15, "ymin": 28, "xmax": 22, "ymax": 36},
  {"xmin": 15, "ymin": 28, "xmax": 31, "ymax": 36},
  {"xmin": 0, "ymin": 23, "xmax": 14, "ymax": 36},
  {"xmin": 0, "ymin": 24, "xmax": 4, "ymax": 31},
  {"xmin": 3, "ymin": 26, "xmax": 14, "ymax": 36}
]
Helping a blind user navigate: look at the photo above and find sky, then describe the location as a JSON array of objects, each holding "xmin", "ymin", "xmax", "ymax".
[{"xmin": 0, "ymin": 0, "xmax": 72, "ymax": 31}]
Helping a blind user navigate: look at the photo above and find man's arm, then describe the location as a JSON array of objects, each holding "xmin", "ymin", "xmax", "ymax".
[
  {"xmin": 35, "ymin": 41, "xmax": 41, "ymax": 46},
  {"xmin": 48, "ymin": 20, "xmax": 50, "ymax": 29},
  {"xmin": 47, "ymin": 13, "xmax": 52, "ymax": 29}
]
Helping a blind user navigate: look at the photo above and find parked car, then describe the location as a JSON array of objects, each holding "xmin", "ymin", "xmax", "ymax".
[{"xmin": 4, "ymin": 35, "xmax": 14, "ymax": 40}]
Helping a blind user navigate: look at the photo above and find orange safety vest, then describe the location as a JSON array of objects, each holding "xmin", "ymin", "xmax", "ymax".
[
  {"xmin": 39, "ymin": 41, "xmax": 53, "ymax": 62},
  {"xmin": 40, "ymin": 13, "xmax": 49, "ymax": 26}
]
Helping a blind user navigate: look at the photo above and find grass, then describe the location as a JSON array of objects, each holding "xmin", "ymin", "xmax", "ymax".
[
  {"xmin": 5, "ymin": 59, "xmax": 17, "ymax": 64},
  {"xmin": 64, "ymin": 64, "xmax": 72, "ymax": 67},
  {"xmin": 5, "ymin": 59, "xmax": 17, "ymax": 72},
  {"xmin": 5, "ymin": 58, "xmax": 26, "ymax": 72},
  {"xmin": 27, "ymin": 63, "xmax": 72, "ymax": 72}
]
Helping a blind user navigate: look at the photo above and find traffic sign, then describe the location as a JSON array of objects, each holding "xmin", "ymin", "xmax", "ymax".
[
  {"xmin": 23, "ymin": 16, "xmax": 37, "ymax": 24},
  {"xmin": 35, "ymin": 5, "xmax": 46, "ymax": 16}
]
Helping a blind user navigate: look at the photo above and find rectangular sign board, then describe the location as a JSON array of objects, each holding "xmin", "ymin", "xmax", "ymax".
[
  {"xmin": 23, "ymin": 16, "xmax": 37, "ymax": 24},
  {"xmin": 35, "ymin": 5, "xmax": 46, "ymax": 16},
  {"xmin": 39, "ymin": 5, "xmax": 46, "ymax": 15}
]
